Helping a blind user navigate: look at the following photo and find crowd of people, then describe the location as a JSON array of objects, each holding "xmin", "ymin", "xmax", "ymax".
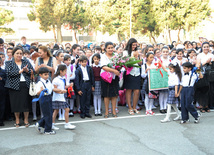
[{"xmin": 0, "ymin": 36, "xmax": 213, "ymax": 135}]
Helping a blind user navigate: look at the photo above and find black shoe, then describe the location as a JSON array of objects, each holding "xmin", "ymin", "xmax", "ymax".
[
  {"xmin": 164, "ymin": 109, "xmax": 167, "ymax": 113},
  {"xmin": 160, "ymin": 110, "xmax": 165, "ymax": 114},
  {"xmin": 98, "ymin": 113, "xmax": 102, "ymax": 116},
  {"xmin": 80, "ymin": 115, "xmax": 85, "ymax": 119},
  {"xmin": 85, "ymin": 114, "xmax": 92, "ymax": 118},
  {"xmin": 0, "ymin": 122, "xmax": 4, "ymax": 126},
  {"xmin": 95, "ymin": 113, "xmax": 98, "ymax": 116}
]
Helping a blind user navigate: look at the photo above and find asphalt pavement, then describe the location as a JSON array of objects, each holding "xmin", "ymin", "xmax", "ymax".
[{"xmin": 0, "ymin": 105, "xmax": 214, "ymax": 155}]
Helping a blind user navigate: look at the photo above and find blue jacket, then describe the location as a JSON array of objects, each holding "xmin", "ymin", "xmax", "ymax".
[{"xmin": 74, "ymin": 65, "xmax": 95, "ymax": 92}]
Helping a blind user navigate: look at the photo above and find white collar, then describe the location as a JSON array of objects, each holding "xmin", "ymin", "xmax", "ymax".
[
  {"xmin": 80, "ymin": 65, "xmax": 87, "ymax": 70},
  {"xmin": 92, "ymin": 63, "xmax": 101, "ymax": 67},
  {"xmin": 40, "ymin": 78, "xmax": 49, "ymax": 83},
  {"xmin": 58, "ymin": 75, "xmax": 65, "ymax": 79}
]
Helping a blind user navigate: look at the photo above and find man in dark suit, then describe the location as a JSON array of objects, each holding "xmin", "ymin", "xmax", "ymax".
[{"xmin": 75, "ymin": 55, "xmax": 95, "ymax": 119}]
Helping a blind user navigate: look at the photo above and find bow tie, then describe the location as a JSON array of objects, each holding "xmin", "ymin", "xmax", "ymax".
[
  {"xmin": 184, "ymin": 73, "xmax": 189, "ymax": 75},
  {"xmin": 46, "ymin": 80, "xmax": 49, "ymax": 83}
]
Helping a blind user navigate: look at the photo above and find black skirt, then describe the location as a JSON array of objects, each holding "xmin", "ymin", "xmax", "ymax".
[
  {"xmin": 124, "ymin": 74, "xmax": 141, "ymax": 90},
  {"xmin": 101, "ymin": 76, "xmax": 119, "ymax": 97},
  {"xmin": 9, "ymin": 82, "xmax": 31, "ymax": 113}
]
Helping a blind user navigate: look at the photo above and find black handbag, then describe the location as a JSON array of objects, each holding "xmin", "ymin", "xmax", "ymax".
[{"xmin": 194, "ymin": 75, "xmax": 209, "ymax": 89}]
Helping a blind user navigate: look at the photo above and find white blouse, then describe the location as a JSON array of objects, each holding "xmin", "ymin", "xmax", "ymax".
[
  {"xmin": 100, "ymin": 53, "xmax": 116, "ymax": 79},
  {"xmin": 141, "ymin": 63, "xmax": 156, "ymax": 78},
  {"xmin": 168, "ymin": 71, "xmax": 180, "ymax": 87},
  {"xmin": 197, "ymin": 52, "xmax": 214, "ymax": 65},
  {"xmin": 52, "ymin": 76, "xmax": 66, "ymax": 102},
  {"xmin": 18, "ymin": 65, "xmax": 26, "ymax": 82},
  {"xmin": 161, "ymin": 57, "xmax": 171, "ymax": 67}
]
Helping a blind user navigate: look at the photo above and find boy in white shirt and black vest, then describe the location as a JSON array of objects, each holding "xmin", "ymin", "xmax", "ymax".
[
  {"xmin": 75, "ymin": 55, "xmax": 95, "ymax": 119},
  {"xmin": 34, "ymin": 67, "xmax": 55, "ymax": 134},
  {"xmin": 180, "ymin": 62, "xmax": 203, "ymax": 124}
]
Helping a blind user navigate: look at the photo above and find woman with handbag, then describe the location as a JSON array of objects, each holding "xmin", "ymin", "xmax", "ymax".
[
  {"xmin": 100, "ymin": 42, "xmax": 120, "ymax": 118},
  {"xmin": 5, "ymin": 47, "xmax": 34, "ymax": 127},
  {"xmin": 123, "ymin": 38, "xmax": 142, "ymax": 115},
  {"xmin": 196, "ymin": 42, "xmax": 214, "ymax": 112}
]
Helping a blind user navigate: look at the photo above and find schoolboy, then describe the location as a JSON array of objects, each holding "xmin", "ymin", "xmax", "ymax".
[
  {"xmin": 180, "ymin": 62, "xmax": 202, "ymax": 124},
  {"xmin": 74, "ymin": 55, "xmax": 95, "ymax": 119},
  {"xmin": 0, "ymin": 52, "xmax": 5, "ymax": 69},
  {"xmin": 6, "ymin": 48, "xmax": 13, "ymax": 61},
  {"xmin": 35, "ymin": 67, "xmax": 55, "ymax": 134}
]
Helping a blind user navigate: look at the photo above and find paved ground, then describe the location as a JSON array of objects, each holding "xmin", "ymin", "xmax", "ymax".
[{"xmin": 0, "ymin": 105, "xmax": 214, "ymax": 155}]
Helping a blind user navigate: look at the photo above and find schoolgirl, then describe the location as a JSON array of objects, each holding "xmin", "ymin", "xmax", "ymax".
[
  {"xmin": 187, "ymin": 49, "xmax": 197, "ymax": 66},
  {"xmin": 141, "ymin": 52, "xmax": 156, "ymax": 115},
  {"xmin": 160, "ymin": 62, "xmax": 182, "ymax": 123},
  {"xmin": 91, "ymin": 53, "xmax": 102, "ymax": 116},
  {"xmin": 63, "ymin": 55, "xmax": 76, "ymax": 117},
  {"xmin": 52, "ymin": 64, "xmax": 76, "ymax": 130},
  {"xmin": 159, "ymin": 47, "xmax": 171, "ymax": 113},
  {"xmin": 53, "ymin": 50, "xmax": 65, "ymax": 120},
  {"xmin": 171, "ymin": 48, "xmax": 188, "ymax": 75}
]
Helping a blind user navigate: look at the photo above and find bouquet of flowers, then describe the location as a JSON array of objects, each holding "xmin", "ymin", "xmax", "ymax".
[{"xmin": 107, "ymin": 55, "xmax": 142, "ymax": 75}]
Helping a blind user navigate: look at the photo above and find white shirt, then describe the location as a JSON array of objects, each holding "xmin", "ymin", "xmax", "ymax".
[
  {"xmin": 52, "ymin": 76, "xmax": 66, "ymax": 102},
  {"xmin": 168, "ymin": 71, "xmax": 180, "ymax": 87},
  {"xmin": 18, "ymin": 65, "xmax": 26, "ymax": 82},
  {"xmin": 66, "ymin": 64, "xmax": 76, "ymax": 85},
  {"xmin": 161, "ymin": 57, "xmax": 171, "ymax": 67},
  {"xmin": 80, "ymin": 65, "xmax": 89, "ymax": 81},
  {"xmin": 197, "ymin": 52, "xmax": 214, "ymax": 65},
  {"xmin": 180, "ymin": 72, "xmax": 198, "ymax": 87},
  {"xmin": 100, "ymin": 53, "xmax": 116, "ymax": 79},
  {"xmin": 36, "ymin": 78, "xmax": 53, "ymax": 95},
  {"xmin": 141, "ymin": 63, "xmax": 156, "ymax": 78},
  {"xmin": 172, "ymin": 57, "xmax": 187, "ymax": 75}
]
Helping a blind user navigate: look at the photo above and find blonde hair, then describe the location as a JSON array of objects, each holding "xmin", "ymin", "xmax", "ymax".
[{"xmin": 39, "ymin": 46, "xmax": 52, "ymax": 57}]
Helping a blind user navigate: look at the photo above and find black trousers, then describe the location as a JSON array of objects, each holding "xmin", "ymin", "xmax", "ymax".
[
  {"xmin": 38, "ymin": 95, "xmax": 52, "ymax": 132},
  {"xmin": 80, "ymin": 82, "xmax": 92, "ymax": 116},
  {"xmin": 0, "ymin": 89, "xmax": 6, "ymax": 123}
]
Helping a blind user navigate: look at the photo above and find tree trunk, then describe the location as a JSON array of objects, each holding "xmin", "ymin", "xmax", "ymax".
[
  {"xmin": 56, "ymin": 23, "xmax": 62, "ymax": 43},
  {"xmin": 52, "ymin": 25, "xmax": 57, "ymax": 43},
  {"xmin": 177, "ymin": 28, "xmax": 181, "ymax": 42},
  {"xmin": 150, "ymin": 32, "xmax": 157, "ymax": 43},
  {"xmin": 74, "ymin": 30, "xmax": 78, "ymax": 44},
  {"xmin": 117, "ymin": 32, "xmax": 121, "ymax": 42},
  {"xmin": 168, "ymin": 29, "xmax": 172, "ymax": 44}
]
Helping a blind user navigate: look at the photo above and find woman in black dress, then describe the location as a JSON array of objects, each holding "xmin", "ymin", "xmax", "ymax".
[
  {"xmin": 5, "ymin": 47, "xmax": 34, "ymax": 127},
  {"xmin": 100, "ymin": 42, "xmax": 120, "ymax": 118}
]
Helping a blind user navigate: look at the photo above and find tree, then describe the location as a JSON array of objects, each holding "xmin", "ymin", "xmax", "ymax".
[
  {"xmin": 28, "ymin": 0, "xmax": 68, "ymax": 43},
  {"xmin": 154, "ymin": 0, "xmax": 211, "ymax": 42},
  {"xmin": 0, "ymin": 7, "xmax": 14, "ymax": 36},
  {"xmin": 133, "ymin": 0, "xmax": 162, "ymax": 43},
  {"xmin": 64, "ymin": 0, "xmax": 90, "ymax": 43}
]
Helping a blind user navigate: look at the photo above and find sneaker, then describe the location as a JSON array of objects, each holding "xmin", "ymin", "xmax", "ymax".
[
  {"xmin": 180, "ymin": 120, "xmax": 190, "ymax": 124},
  {"xmin": 33, "ymin": 117, "xmax": 37, "ymax": 121},
  {"xmin": 116, "ymin": 108, "xmax": 119, "ymax": 113},
  {"xmin": 149, "ymin": 110, "xmax": 155, "ymax": 115},
  {"xmin": 35, "ymin": 122, "xmax": 43, "ymax": 134},
  {"xmin": 194, "ymin": 113, "xmax": 201, "ymax": 124},
  {"xmin": 108, "ymin": 108, "xmax": 112, "ymax": 114},
  {"xmin": 146, "ymin": 111, "xmax": 150, "ymax": 115},
  {"xmin": 173, "ymin": 116, "xmax": 181, "ymax": 121},
  {"xmin": 44, "ymin": 130, "xmax": 56, "ymax": 135},
  {"xmin": 58, "ymin": 117, "xmax": 63, "ymax": 121},
  {"xmin": 160, "ymin": 118, "xmax": 170, "ymax": 123},
  {"xmin": 64, "ymin": 123, "xmax": 76, "ymax": 130},
  {"xmin": 62, "ymin": 117, "xmax": 65, "ymax": 121},
  {"xmin": 69, "ymin": 112, "xmax": 74, "ymax": 117},
  {"xmin": 52, "ymin": 124, "xmax": 59, "ymax": 130}
]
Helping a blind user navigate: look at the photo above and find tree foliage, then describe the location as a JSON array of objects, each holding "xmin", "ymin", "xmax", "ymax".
[{"xmin": 0, "ymin": 7, "xmax": 14, "ymax": 35}]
